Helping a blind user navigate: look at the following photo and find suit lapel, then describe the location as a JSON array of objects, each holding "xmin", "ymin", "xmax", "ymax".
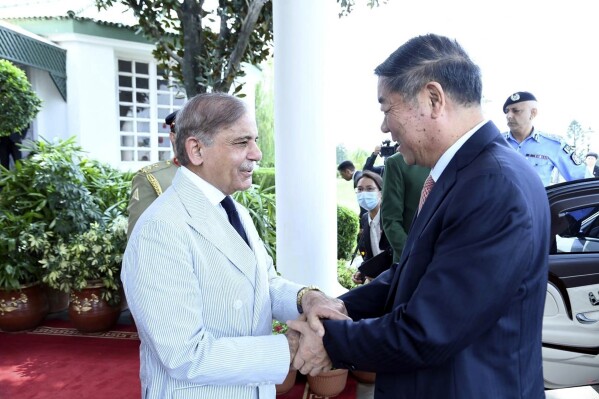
[
  {"xmin": 385, "ymin": 122, "xmax": 501, "ymax": 308},
  {"xmin": 171, "ymin": 170, "xmax": 257, "ymax": 287}
]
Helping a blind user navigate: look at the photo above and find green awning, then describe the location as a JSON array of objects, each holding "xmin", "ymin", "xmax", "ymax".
[{"xmin": 0, "ymin": 23, "xmax": 67, "ymax": 100}]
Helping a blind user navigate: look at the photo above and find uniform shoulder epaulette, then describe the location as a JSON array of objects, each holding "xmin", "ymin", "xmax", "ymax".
[
  {"xmin": 538, "ymin": 132, "xmax": 564, "ymax": 143},
  {"xmin": 137, "ymin": 160, "xmax": 173, "ymax": 175}
]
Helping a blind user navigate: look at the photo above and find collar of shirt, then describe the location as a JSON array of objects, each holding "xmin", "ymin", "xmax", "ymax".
[
  {"xmin": 368, "ymin": 209, "xmax": 381, "ymax": 226},
  {"xmin": 505, "ymin": 127, "xmax": 539, "ymax": 143},
  {"xmin": 180, "ymin": 166, "xmax": 227, "ymax": 206},
  {"xmin": 430, "ymin": 119, "xmax": 488, "ymax": 182},
  {"xmin": 180, "ymin": 166, "xmax": 252, "ymax": 237}
]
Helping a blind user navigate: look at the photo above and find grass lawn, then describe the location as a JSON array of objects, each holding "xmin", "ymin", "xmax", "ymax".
[{"xmin": 336, "ymin": 178, "xmax": 359, "ymax": 215}]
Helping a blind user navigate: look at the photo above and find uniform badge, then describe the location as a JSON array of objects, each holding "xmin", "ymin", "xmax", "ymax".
[
  {"xmin": 563, "ymin": 144, "xmax": 574, "ymax": 155},
  {"xmin": 510, "ymin": 93, "xmax": 520, "ymax": 101}
]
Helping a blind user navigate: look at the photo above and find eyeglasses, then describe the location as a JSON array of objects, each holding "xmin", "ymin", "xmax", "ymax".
[{"xmin": 355, "ymin": 187, "xmax": 379, "ymax": 193}]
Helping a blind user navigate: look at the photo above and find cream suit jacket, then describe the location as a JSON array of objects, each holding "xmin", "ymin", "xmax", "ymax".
[{"xmin": 123, "ymin": 169, "xmax": 304, "ymax": 399}]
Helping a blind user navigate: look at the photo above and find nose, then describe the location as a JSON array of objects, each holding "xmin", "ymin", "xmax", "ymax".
[
  {"xmin": 249, "ymin": 141, "xmax": 262, "ymax": 161},
  {"xmin": 381, "ymin": 117, "xmax": 389, "ymax": 133}
]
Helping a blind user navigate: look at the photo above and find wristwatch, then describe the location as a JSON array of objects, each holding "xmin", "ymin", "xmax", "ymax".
[{"xmin": 296, "ymin": 285, "xmax": 320, "ymax": 314}]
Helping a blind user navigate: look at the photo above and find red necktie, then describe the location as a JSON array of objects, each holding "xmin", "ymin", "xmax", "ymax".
[{"xmin": 418, "ymin": 175, "xmax": 435, "ymax": 212}]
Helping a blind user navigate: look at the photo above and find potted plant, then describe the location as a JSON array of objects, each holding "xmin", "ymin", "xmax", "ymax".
[
  {"xmin": 307, "ymin": 367, "xmax": 349, "ymax": 398},
  {"xmin": 272, "ymin": 320, "xmax": 297, "ymax": 395},
  {"xmin": 41, "ymin": 212, "xmax": 128, "ymax": 332},
  {"xmin": 0, "ymin": 215, "xmax": 49, "ymax": 331}
]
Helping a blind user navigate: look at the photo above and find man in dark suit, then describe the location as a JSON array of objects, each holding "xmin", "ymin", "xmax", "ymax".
[{"xmin": 291, "ymin": 34, "xmax": 549, "ymax": 399}]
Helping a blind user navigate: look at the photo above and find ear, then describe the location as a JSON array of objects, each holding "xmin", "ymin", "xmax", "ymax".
[
  {"xmin": 185, "ymin": 136, "xmax": 204, "ymax": 166},
  {"xmin": 426, "ymin": 82, "xmax": 445, "ymax": 119},
  {"xmin": 530, "ymin": 107, "xmax": 538, "ymax": 120}
]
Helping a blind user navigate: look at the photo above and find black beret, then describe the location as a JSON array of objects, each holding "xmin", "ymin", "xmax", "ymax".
[
  {"xmin": 503, "ymin": 91, "xmax": 537, "ymax": 113},
  {"xmin": 165, "ymin": 110, "xmax": 178, "ymax": 126}
]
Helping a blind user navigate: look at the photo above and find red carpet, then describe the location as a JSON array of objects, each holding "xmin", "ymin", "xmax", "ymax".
[
  {"xmin": 1, "ymin": 318, "xmax": 358, "ymax": 399},
  {"xmin": 0, "ymin": 320, "xmax": 141, "ymax": 399}
]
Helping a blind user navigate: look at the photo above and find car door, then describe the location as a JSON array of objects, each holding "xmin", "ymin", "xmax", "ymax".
[{"xmin": 543, "ymin": 178, "xmax": 599, "ymax": 389}]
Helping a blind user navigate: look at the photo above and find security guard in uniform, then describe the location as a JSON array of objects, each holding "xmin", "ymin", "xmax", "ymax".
[
  {"xmin": 127, "ymin": 111, "xmax": 179, "ymax": 238},
  {"xmin": 502, "ymin": 91, "xmax": 586, "ymax": 186}
]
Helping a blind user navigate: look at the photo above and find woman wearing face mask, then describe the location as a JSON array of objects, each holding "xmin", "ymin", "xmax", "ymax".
[{"xmin": 352, "ymin": 171, "xmax": 390, "ymax": 284}]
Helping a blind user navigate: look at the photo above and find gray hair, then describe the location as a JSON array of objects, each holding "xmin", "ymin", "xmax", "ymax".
[
  {"xmin": 175, "ymin": 93, "xmax": 248, "ymax": 166},
  {"xmin": 375, "ymin": 34, "xmax": 482, "ymax": 107}
]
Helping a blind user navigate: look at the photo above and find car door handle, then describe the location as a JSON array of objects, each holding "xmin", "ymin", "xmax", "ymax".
[{"xmin": 576, "ymin": 313, "xmax": 599, "ymax": 324}]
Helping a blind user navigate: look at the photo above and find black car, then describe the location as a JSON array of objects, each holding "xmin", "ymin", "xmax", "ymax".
[{"xmin": 543, "ymin": 178, "xmax": 599, "ymax": 388}]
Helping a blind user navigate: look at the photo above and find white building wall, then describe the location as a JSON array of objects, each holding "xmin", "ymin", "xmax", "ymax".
[
  {"xmin": 47, "ymin": 33, "xmax": 155, "ymax": 170},
  {"xmin": 27, "ymin": 67, "xmax": 68, "ymax": 142}
]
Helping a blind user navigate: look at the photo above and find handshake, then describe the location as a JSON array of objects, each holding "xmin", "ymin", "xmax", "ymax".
[{"xmin": 284, "ymin": 290, "xmax": 351, "ymax": 376}]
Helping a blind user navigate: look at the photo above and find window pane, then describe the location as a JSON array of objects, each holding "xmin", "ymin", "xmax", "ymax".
[
  {"xmin": 138, "ymin": 151, "xmax": 150, "ymax": 161},
  {"xmin": 118, "ymin": 60, "xmax": 131, "ymax": 73},
  {"xmin": 135, "ymin": 62, "xmax": 149, "ymax": 75},
  {"xmin": 137, "ymin": 136, "xmax": 150, "ymax": 147},
  {"xmin": 119, "ymin": 75, "xmax": 132, "ymax": 88},
  {"xmin": 174, "ymin": 97, "xmax": 186, "ymax": 105},
  {"xmin": 120, "ymin": 121, "xmax": 134, "ymax": 132},
  {"xmin": 136, "ymin": 77, "xmax": 149, "ymax": 89},
  {"xmin": 135, "ymin": 92, "xmax": 150, "ymax": 104},
  {"xmin": 157, "ymin": 79, "xmax": 170, "ymax": 91},
  {"xmin": 158, "ymin": 135, "xmax": 170, "ymax": 147},
  {"xmin": 120, "ymin": 135, "xmax": 134, "ymax": 146},
  {"xmin": 136, "ymin": 107, "xmax": 150, "ymax": 118},
  {"xmin": 159, "ymin": 150, "xmax": 172, "ymax": 161},
  {"xmin": 157, "ymin": 93, "xmax": 171, "ymax": 105},
  {"xmin": 119, "ymin": 90, "xmax": 133, "ymax": 103},
  {"xmin": 137, "ymin": 121, "xmax": 150, "ymax": 132},
  {"xmin": 121, "ymin": 150, "xmax": 134, "ymax": 161},
  {"xmin": 119, "ymin": 105, "xmax": 133, "ymax": 117}
]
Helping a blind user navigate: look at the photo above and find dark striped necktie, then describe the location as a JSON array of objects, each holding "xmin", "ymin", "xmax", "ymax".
[{"xmin": 221, "ymin": 195, "xmax": 249, "ymax": 246}]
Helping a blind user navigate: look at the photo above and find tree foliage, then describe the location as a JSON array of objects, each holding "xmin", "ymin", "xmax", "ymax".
[
  {"xmin": 96, "ymin": 0, "xmax": 273, "ymax": 97},
  {"xmin": 96, "ymin": 0, "xmax": 384, "ymax": 97},
  {"xmin": 0, "ymin": 59, "xmax": 42, "ymax": 138},
  {"xmin": 566, "ymin": 120, "xmax": 591, "ymax": 158}
]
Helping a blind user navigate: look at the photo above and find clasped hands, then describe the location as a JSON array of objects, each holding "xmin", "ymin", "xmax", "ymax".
[{"xmin": 285, "ymin": 291, "xmax": 350, "ymax": 376}]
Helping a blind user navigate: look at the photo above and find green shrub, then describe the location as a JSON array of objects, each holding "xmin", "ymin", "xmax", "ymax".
[
  {"xmin": 337, "ymin": 205, "xmax": 359, "ymax": 260},
  {"xmin": 253, "ymin": 167, "xmax": 275, "ymax": 191},
  {"xmin": 0, "ymin": 59, "xmax": 42, "ymax": 137},
  {"xmin": 233, "ymin": 184, "xmax": 276, "ymax": 264},
  {"xmin": 337, "ymin": 259, "xmax": 358, "ymax": 290}
]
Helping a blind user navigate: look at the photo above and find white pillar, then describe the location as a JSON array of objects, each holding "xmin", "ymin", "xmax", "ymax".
[{"xmin": 273, "ymin": 0, "xmax": 345, "ymax": 296}]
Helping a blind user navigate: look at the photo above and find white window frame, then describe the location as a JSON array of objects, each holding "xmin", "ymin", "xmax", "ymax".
[{"xmin": 117, "ymin": 57, "xmax": 185, "ymax": 165}]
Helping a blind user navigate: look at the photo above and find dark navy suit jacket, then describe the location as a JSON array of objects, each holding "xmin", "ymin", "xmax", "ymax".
[{"xmin": 323, "ymin": 121, "xmax": 549, "ymax": 399}]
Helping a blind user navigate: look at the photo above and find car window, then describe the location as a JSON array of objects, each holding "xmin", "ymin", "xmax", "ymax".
[{"xmin": 554, "ymin": 206, "xmax": 599, "ymax": 253}]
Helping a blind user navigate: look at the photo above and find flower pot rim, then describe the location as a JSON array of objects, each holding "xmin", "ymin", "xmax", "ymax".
[{"xmin": 0, "ymin": 280, "xmax": 41, "ymax": 292}]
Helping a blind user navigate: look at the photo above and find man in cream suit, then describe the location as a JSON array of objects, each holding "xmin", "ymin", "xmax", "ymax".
[{"xmin": 123, "ymin": 93, "xmax": 346, "ymax": 399}]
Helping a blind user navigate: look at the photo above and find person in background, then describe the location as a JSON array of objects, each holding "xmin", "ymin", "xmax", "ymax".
[
  {"xmin": 122, "ymin": 93, "xmax": 347, "ymax": 399},
  {"xmin": 0, "ymin": 127, "xmax": 27, "ymax": 170},
  {"xmin": 381, "ymin": 150, "xmax": 429, "ymax": 262},
  {"xmin": 585, "ymin": 152, "xmax": 599, "ymax": 177},
  {"xmin": 362, "ymin": 145, "xmax": 386, "ymax": 176},
  {"xmin": 502, "ymin": 91, "xmax": 586, "ymax": 186},
  {"xmin": 127, "ymin": 110, "xmax": 179, "ymax": 238},
  {"xmin": 289, "ymin": 34, "xmax": 550, "ymax": 399},
  {"xmin": 351, "ymin": 171, "xmax": 390, "ymax": 284},
  {"xmin": 338, "ymin": 159, "xmax": 368, "ymax": 217},
  {"xmin": 337, "ymin": 160, "xmax": 361, "ymax": 187}
]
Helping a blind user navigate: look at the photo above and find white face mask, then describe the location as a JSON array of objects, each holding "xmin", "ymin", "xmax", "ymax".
[{"xmin": 357, "ymin": 191, "xmax": 380, "ymax": 211}]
